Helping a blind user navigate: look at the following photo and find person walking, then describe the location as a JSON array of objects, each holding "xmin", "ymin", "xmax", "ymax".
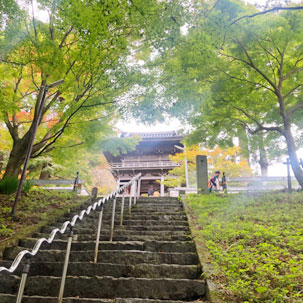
[{"xmin": 209, "ymin": 171, "xmax": 220, "ymax": 192}]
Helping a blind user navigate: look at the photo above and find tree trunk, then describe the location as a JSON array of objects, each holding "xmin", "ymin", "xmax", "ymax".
[
  {"xmin": 3, "ymin": 139, "xmax": 28, "ymax": 178},
  {"xmin": 0, "ymin": 153, "xmax": 4, "ymax": 173},
  {"xmin": 284, "ymin": 128, "xmax": 303, "ymax": 189},
  {"xmin": 238, "ymin": 128, "xmax": 251, "ymax": 168},
  {"xmin": 259, "ymin": 156, "xmax": 268, "ymax": 177},
  {"xmin": 39, "ymin": 163, "xmax": 51, "ymax": 179},
  {"xmin": 258, "ymin": 134, "xmax": 268, "ymax": 177}
]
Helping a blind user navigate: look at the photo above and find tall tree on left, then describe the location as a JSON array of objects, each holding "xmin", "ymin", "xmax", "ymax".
[{"xmin": 0, "ymin": 0, "xmax": 184, "ymax": 177}]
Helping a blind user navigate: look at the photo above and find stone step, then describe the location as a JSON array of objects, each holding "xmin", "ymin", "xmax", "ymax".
[
  {"xmin": 34, "ymin": 229, "xmax": 191, "ymax": 238},
  {"xmin": 30, "ymin": 233, "xmax": 191, "ymax": 242},
  {"xmin": 18, "ymin": 239, "xmax": 196, "ymax": 253},
  {"xmin": 0, "ymin": 276, "xmax": 206, "ymax": 300},
  {"xmin": 42, "ymin": 225, "xmax": 190, "ymax": 234},
  {"xmin": 57, "ymin": 219, "xmax": 189, "ymax": 227},
  {"xmin": 65, "ymin": 213, "xmax": 186, "ymax": 222},
  {"xmin": 63, "ymin": 214, "xmax": 188, "ymax": 221},
  {"xmin": 76, "ymin": 206, "xmax": 184, "ymax": 213},
  {"xmin": 3, "ymin": 250, "xmax": 199, "ymax": 265},
  {"xmin": 0, "ymin": 261, "xmax": 201, "ymax": 279},
  {"xmin": 0, "ymin": 294, "xmax": 208, "ymax": 303},
  {"xmin": 67, "ymin": 209, "xmax": 186, "ymax": 218},
  {"xmin": 79, "ymin": 201, "xmax": 182, "ymax": 206}
]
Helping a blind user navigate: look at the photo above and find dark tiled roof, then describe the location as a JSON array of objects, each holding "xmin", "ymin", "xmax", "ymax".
[{"xmin": 121, "ymin": 131, "xmax": 181, "ymax": 139}]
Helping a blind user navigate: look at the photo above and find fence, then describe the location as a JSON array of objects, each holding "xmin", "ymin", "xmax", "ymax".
[
  {"xmin": 169, "ymin": 176, "xmax": 300, "ymax": 196},
  {"xmin": 31, "ymin": 179, "xmax": 88, "ymax": 194},
  {"xmin": 0, "ymin": 173, "xmax": 142, "ymax": 303}
]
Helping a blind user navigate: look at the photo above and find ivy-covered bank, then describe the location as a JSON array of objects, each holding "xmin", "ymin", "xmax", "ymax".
[
  {"xmin": 0, "ymin": 190, "xmax": 86, "ymax": 253},
  {"xmin": 185, "ymin": 193, "xmax": 303, "ymax": 303}
]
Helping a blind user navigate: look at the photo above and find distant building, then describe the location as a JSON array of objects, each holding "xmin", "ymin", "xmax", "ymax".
[{"xmin": 104, "ymin": 131, "xmax": 183, "ymax": 196}]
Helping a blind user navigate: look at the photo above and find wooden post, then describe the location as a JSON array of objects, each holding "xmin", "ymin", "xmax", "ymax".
[
  {"xmin": 283, "ymin": 158, "xmax": 292, "ymax": 193},
  {"xmin": 196, "ymin": 155, "xmax": 209, "ymax": 194}
]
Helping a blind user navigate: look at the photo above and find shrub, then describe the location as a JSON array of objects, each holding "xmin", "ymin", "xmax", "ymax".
[
  {"xmin": 22, "ymin": 180, "xmax": 34, "ymax": 193},
  {"xmin": 0, "ymin": 176, "xmax": 19, "ymax": 195}
]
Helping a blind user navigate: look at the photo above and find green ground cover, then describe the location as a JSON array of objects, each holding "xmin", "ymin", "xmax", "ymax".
[
  {"xmin": 185, "ymin": 193, "xmax": 303, "ymax": 303},
  {"xmin": 0, "ymin": 190, "xmax": 86, "ymax": 252}
]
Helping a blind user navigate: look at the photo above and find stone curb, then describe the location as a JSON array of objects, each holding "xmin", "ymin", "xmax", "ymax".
[{"xmin": 182, "ymin": 197, "xmax": 227, "ymax": 303}]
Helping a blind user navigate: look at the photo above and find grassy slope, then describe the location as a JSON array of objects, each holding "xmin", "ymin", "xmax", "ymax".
[
  {"xmin": 0, "ymin": 190, "xmax": 87, "ymax": 254},
  {"xmin": 185, "ymin": 193, "xmax": 303, "ymax": 303}
]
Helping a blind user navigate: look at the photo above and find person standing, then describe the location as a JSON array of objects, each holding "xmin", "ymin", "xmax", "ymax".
[
  {"xmin": 209, "ymin": 171, "xmax": 220, "ymax": 192},
  {"xmin": 148, "ymin": 186, "xmax": 154, "ymax": 197}
]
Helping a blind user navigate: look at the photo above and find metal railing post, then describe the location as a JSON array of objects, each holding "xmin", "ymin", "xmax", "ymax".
[
  {"xmin": 58, "ymin": 227, "xmax": 73, "ymax": 303},
  {"xmin": 110, "ymin": 197, "xmax": 116, "ymax": 242},
  {"xmin": 133, "ymin": 181, "xmax": 137, "ymax": 205},
  {"xmin": 120, "ymin": 192, "xmax": 125, "ymax": 226},
  {"xmin": 129, "ymin": 189, "xmax": 132, "ymax": 215},
  {"xmin": 94, "ymin": 203, "xmax": 103, "ymax": 263},
  {"xmin": 137, "ymin": 178, "xmax": 141, "ymax": 200},
  {"xmin": 16, "ymin": 257, "xmax": 31, "ymax": 303}
]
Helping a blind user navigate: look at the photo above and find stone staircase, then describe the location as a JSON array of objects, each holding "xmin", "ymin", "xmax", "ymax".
[{"xmin": 0, "ymin": 197, "xmax": 208, "ymax": 302}]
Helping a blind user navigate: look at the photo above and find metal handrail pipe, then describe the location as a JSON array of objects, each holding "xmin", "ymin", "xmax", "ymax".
[
  {"xmin": 128, "ymin": 193, "xmax": 132, "ymax": 215},
  {"xmin": 109, "ymin": 197, "xmax": 117, "ymax": 242},
  {"xmin": 120, "ymin": 193, "xmax": 125, "ymax": 226},
  {"xmin": 93, "ymin": 205, "xmax": 104, "ymax": 264},
  {"xmin": 58, "ymin": 227, "xmax": 73, "ymax": 303},
  {"xmin": 0, "ymin": 173, "xmax": 141, "ymax": 275},
  {"xmin": 133, "ymin": 181, "xmax": 137, "ymax": 205}
]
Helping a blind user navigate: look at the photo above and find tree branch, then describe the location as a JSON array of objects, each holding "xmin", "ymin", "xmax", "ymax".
[
  {"xmin": 287, "ymin": 101, "xmax": 303, "ymax": 118},
  {"xmin": 284, "ymin": 84, "xmax": 303, "ymax": 99},
  {"xmin": 231, "ymin": 6, "xmax": 303, "ymax": 25},
  {"xmin": 233, "ymin": 105, "xmax": 283, "ymax": 134},
  {"xmin": 81, "ymin": 101, "xmax": 116, "ymax": 108},
  {"xmin": 218, "ymin": 66, "xmax": 275, "ymax": 92},
  {"xmin": 0, "ymin": 58, "xmax": 25, "ymax": 66},
  {"xmin": 59, "ymin": 26, "xmax": 74, "ymax": 49},
  {"xmin": 236, "ymin": 39, "xmax": 278, "ymax": 93},
  {"xmin": 5, "ymin": 113, "xmax": 18, "ymax": 140},
  {"xmin": 43, "ymin": 90, "xmax": 62, "ymax": 114}
]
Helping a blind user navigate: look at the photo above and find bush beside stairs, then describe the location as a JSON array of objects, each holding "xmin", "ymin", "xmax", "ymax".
[{"xmin": 0, "ymin": 197, "xmax": 208, "ymax": 302}]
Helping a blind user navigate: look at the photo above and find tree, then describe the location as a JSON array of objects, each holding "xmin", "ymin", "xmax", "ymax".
[
  {"xmin": 206, "ymin": 9, "xmax": 303, "ymax": 187},
  {"xmin": 132, "ymin": 1, "xmax": 303, "ymax": 187},
  {"xmin": 0, "ymin": 0, "xmax": 185, "ymax": 177},
  {"xmin": 164, "ymin": 145, "xmax": 252, "ymax": 187}
]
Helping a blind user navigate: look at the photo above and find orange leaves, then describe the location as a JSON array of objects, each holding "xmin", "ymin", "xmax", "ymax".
[{"xmin": 14, "ymin": 110, "xmax": 33, "ymax": 122}]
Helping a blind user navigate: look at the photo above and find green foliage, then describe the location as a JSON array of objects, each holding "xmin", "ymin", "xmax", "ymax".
[
  {"xmin": 0, "ymin": 0, "xmax": 186, "ymax": 176},
  {"xmin": 0, "ymin": 190, "xmax": 85, "ymax": 243},
  {"xmin": 0, "ymin": 176, "xmax": 18, "ymax": 194},
  {"xmin": 186, "ymin": 192, "xmax": 303, "ymax": 302},
  {"xmin": 22, "ymin": 180, "xmax": 34, "ymax": 193},
  {"xmin": 100, "ymin": 136, "xmax": 141, "ymax": 156}
]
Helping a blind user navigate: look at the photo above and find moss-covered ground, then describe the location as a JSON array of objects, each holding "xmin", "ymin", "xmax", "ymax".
[
  {"xmin": 185, "ymin": 192, "xmax": 303, "ymax": 303},
  {"xmin": 0, "ymin": 190, "xmax": 86, "ymax": 253}
]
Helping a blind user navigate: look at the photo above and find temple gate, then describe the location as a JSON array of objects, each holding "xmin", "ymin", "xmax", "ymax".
[{"xmin": 104, "ymin": 131, "xmax": 183, "ymax": 196}]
